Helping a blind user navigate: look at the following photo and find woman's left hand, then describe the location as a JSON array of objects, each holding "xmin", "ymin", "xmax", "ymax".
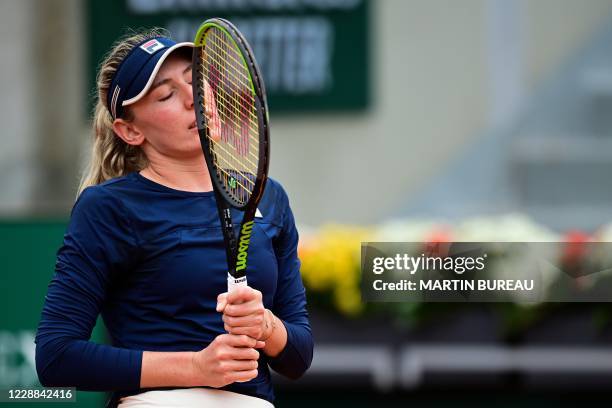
[{"xmin": 217, "ymin": 286, "xmax": 274, "ymax": 341}]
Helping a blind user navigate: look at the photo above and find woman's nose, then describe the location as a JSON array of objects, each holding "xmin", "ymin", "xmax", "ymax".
[{"xmin": 183, "ymin": 82, "xmax": 194, "ymax": 109}]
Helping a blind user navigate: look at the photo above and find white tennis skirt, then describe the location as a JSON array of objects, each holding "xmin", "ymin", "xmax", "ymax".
[{"xmin": 117, "ymin": 388, "xmax": 274, "ymax": 408}]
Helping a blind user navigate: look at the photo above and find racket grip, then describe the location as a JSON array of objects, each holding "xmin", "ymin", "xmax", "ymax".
[{"xmin": 228, "ymin": 273, "xmax": 248, "ymax": 291}]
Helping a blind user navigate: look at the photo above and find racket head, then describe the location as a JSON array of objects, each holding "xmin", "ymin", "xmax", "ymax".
[{"xmin": 192, "ymin": 18, "xmax": 269, "ymax": 211}]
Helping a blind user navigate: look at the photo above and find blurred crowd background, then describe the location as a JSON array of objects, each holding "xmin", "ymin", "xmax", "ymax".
[{"xmin": 3, "ymin": 0, "xmax": 612, "ymax": 406}]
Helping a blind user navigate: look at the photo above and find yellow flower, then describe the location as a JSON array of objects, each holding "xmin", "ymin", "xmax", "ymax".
[{"xmin": 299, "ymin": 224, "xmax": 371, "ymax": 316}]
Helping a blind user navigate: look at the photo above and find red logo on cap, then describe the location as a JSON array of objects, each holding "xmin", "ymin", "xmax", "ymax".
[{"xmin": 140, "ymin": 39, "xmax": 165, "ymax": 54}]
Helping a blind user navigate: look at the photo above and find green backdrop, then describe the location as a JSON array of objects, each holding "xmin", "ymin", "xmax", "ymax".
[
  {"xmin": 87, "ymin": 0, "xmax": 370, "ymax": 114},
  {"xmin": 0, "ymin": 220, "xmax": 106, "ymax": 407}
]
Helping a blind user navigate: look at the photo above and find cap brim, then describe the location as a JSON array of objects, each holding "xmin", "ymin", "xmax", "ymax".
[{"xmin": 122, "ymin": 42, "xmax": 194, "ymax": 106}]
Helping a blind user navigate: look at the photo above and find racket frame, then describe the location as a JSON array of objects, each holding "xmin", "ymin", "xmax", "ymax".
[{"xmin": 192, "ymin": 18, "xmax": 270, "ymax": 289}]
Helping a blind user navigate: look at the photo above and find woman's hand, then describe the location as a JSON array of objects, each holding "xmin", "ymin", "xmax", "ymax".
[
  {"xmin": 203, "ymin": 79, "xmax": 222, "ymax": 142},
  {"xmin": 216, "ymin": 286, "xmax": 274, "ymax": 341},
  {"xmin": 191, "ymin": 333, "xmax": 264, "ymax": 388}
]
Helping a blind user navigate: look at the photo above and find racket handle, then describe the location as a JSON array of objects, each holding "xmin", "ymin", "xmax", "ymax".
[{"xmin": 228, "ymin": 273, "xmax": 248, "ymax": 291}]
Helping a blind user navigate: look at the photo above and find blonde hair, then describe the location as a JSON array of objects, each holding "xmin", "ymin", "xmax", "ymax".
[{"xmin": 77, "ymin": 28, "xmax": 170, "ymax": 197}]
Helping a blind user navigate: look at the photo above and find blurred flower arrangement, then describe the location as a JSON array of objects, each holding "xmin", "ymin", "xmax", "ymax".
[
  {"xmin": 297, "ymin": 214, "xmax": 612, "ymax": 334},
  {"xmin": 299, "ymin": 224, "xmax": 370, "ymax": 316}
]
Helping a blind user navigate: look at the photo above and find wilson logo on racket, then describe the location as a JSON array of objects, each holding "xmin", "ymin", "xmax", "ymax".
[{"xmin": 235, "ymin": 221, "xmax": 254, "ymax": 272}]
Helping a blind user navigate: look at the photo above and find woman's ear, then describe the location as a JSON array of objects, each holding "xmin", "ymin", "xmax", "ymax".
[{"xmin": 113, "ymin": 118, "xmax": 145, "ymax": 146}]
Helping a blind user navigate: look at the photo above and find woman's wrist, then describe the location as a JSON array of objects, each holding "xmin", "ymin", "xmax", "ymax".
[
  {"xmin": 260, "ymin": 309, "xmax": 277, "ymax": 341},
  {"xmin": 260, "ymin": 310, "xmax": 287, "ymax": 358},
  {"xmin": 190, "ymin": 351, "xmax": 201, "ymax": 385}
]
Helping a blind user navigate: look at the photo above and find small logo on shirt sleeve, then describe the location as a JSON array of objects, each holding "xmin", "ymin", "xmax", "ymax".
[{"xmin": 140, "ymin": 39, "xmax": 165, "ymax": 54}]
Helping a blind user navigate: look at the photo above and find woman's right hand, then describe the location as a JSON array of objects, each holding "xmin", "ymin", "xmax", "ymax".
[{"xmin": 192, "ymin": 333, "xmax": 265, "ymax": 388}]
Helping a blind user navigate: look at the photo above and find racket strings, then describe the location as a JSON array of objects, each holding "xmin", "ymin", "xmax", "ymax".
[
  {"xmin": 211, "ymin": 31, "xmax": 258, "ymax": 142},
  {"xmin": 215, "ymin": 165, "xmax": 255, "ymax": 192},
  {"xmin": 199, "ymin": 72, "xmax": 259, "ymax": 131},
  {"xmin": 200, "ymin": 73, "xmax": 258, "ymax": 202},
  {"xmin": 198, "ymin": 26, "xmax": 260, "ymax": 206},
  {"xmin": 203, "ymin": 46, "xmax": 258, "ymax": 114},
  {"xmin": 207, "ymin": 38, "xmax": 260, "ymax": 143},
  {"xmin": 207, "ymin": 31, "xmax": 256, "ymax": 127},
  {"xmin": 202, "ymin": 49, "xmax": 256, "ymax": 124},
  {"xmin": 198, "ymin": 75, "xmax": 259, "ymax": 143},
  {"xmin": 208, "ymin": 136, "xmax": 258, "ymax": 168}
]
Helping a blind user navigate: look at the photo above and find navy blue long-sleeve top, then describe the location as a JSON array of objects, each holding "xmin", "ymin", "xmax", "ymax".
[{"xmin": 35, "ymin": 172, "xmax": 313, "ymax": 403}]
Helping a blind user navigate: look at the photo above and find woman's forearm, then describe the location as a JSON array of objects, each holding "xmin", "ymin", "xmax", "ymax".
[
  {"xmin": 141, "ymin": 334, "xmax": 261, "ymax": 389},
  {"xmin": 140, "ymin": 351, "xmax": 197, "ymax": 388}
]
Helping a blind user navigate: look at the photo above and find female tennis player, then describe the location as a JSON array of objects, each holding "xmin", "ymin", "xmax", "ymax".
[{"xmin": 34, "ymin": 28, "xmax": 313, "ymax": 407}]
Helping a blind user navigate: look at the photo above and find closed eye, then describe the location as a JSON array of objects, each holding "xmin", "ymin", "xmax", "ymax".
[{"xmin": 159, "ymin": 91, "xmax": 173, "ymax": 102}]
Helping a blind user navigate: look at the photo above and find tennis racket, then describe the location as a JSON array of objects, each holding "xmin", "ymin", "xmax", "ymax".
[{"xmin": 192, "ymin": 18, "xmax": 270, "ymax": 292}]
